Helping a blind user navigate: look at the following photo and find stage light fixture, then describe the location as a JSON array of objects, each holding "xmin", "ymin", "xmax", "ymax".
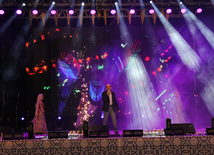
[
  {"xmin": 51, "ymin": 10, "xmax": 57, "ymax": 15},
  {"xmin": 115, "ymin": 2, "xmax": 118, "ymax": 5},
  {"xmin": 90, "ymin": 9, "xmax": 96, "ymax": 15},
  {"xmin": 32, "ymin": 9, "xmax": 38, "ymax": 15},
  {"xmin": 181, "ymin": 8, "xmax": 187, "ymax": 14},
  {"xmin": 16, "ymin": 9, "xmax": 22, "ymax": 15},
  {"xmin": 52, "ymin": 1, "xmax": 55, "ymax": 5},
  {"xmin": 21, "ymin": 117, "xmax": 24, "ymax": 121},
  {"xmin": 150, "ymin": 1, "xmax": 153, "ymax": 4},
  {"xmin": 196, "ymin": 8, "xmax": 202, "ymax": 14},
  {"xmin": 82, "ymin": 2, "xmax": 85, "ymax": 5},
  {"xmin": 0, "ymin": 10, "xmax": 5, "ymax": 15},
  {"xmin": 58, "ymin": 116, "xmax": 61, "ymax": 120},
  {"xmin": 110, "ymin": 9, "xmax": 116, "ymax": 15},
  {"xmin": 149, "ymin": 9, "xmax": 155, "ymax": 14},
  {"xmin": 129, "ymin": 9, "xmax": 135, "ymax": 14},
  {"xmin": 22, "ymin": 3, "xmax": 26, "ymax": 6},
  {"xmin": 166, "ymin": 8, "xmax": 172, "ymax": 14},
  {"xmin": 180, "ymin": 2, "xmax": 183, "ymax": 5},
  {"xmin": 68, "ymin": 9, "xmax": 74, "ymax": 15}
]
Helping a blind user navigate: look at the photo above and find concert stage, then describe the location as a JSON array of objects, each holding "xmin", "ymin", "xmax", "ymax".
[{"xmin": 0, "ymin": 131, "xmax": 214, "ymax": 154}]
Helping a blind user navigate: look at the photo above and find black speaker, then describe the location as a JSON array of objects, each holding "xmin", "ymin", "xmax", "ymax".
[
  {"xmin": 2, "ymin": 132, "xmax": 24, "ymax": 140},
  {"xmin": 123, "ymin": 130, "xmax": 143, "ymax": 137},
  {"xmin": 89, "ymin": 130, "xmax": 109, "ymax": 138},
  {"xmin": 206, "ymin": 128, "xmax": 214, "ymax": 135},
  {"xmin": 83, "ymin": 121, "xmax": 89, "ymax": 138},
  {"xmin": 166, "ymin": 118, "xmax": 171, "ymax": 129},
  {"xmin": 48, "ymin": 131, "xmax": 68, "ymax": 139},
  {"xmin": 27, "ymin": 121, "xmax": 34, "ymax": 139},
  {"xmin": 171, "ymin": 123, "xmax": 195, "ymax": 134},
  {"xmin": 212, "ymin": 117, "xmax": 214, "ymax": 128},
  {"xmin": 77, "ymin": 125, "xmax": 108, "ymax": 131}
]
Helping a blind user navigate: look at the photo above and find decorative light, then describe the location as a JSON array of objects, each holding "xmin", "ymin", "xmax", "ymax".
[
  {"xmin": 129, "ymin": 9, "xmax": 135, "ymax": 14},
  {"xmin": 110, "ymin": 9, "xmax": 116, "ymax": 15},
  {"xmin": 196, "ymin": 8, "xmax": 202, "ymax": 14},
  {"xmin": 181, "ymin": 8, "xmax": 187, "ymax": 14},
  {"xmin": 16, "ymin": 9, "xmax": 22, "ymax": 15},
  {"xmin": 0, "ymin": 10, "xmax": 5, "ymax": 15},
  {"xmin": 90, "ymin": 9, "xmax": 96, "ymax": 15},
  {"xmin": 68, "ymin": 9, "xmax": 74, "ymax": 15},
  {"xmin": 32, "ymin": 10, "xmax": 38, "ymax": 15},
  {"xmin": 51, "ymin": 10, "xmax": 57, "ymax": 15},
  {"xmin": 166, "ymin": 8, "xmax": 172, "ymax": 14},
  {"xmin": 149, "ymin": 9, "xmax": 155, "ymax": 14}
]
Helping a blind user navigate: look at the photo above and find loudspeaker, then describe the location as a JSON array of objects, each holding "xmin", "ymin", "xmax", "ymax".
[
  {"xmin": 171, "ymin": 123, "xmax": 195, "ymax": 134},
  {"xmin": 27, "ymin": 121, "xmax": 34, "ymax": 139},
  {"xmin": 2, "ymin": 132, "xmax": 24, "ymax": 140},
  {"xmin": 164, "ymin": 129, "xmax": 184, "ymax": 136},
  {"xmin": 166, "ymin": 118, "xmax": 171, "ymax": 129},
  {"xmin": 77, "ymin": 125, "xmax": 108, "ymax": 131},
  {"xmin": 123, "ymin": 130, "xmax": 143, "ymax": 137},
  {"xmin": 48, "ymin": 131, "xmax": 68, "ymax": 139},
  {"xmin": 83, "ymin": 121, "xmax": 89, "ymax": 138},
  {"xmin": 89, "ymin": 130, "xmax": 109, "ymax": 138},
  {"xmin": 212, "ymin": 117, "xmax": 214, "ymax": 128},
  {"xmin": 206, "ymin": 128, "xmax": 214, "ymax": 135}
]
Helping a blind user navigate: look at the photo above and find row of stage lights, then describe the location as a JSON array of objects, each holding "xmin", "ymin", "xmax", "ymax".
[{"xmin": 0, "ymin": 1, "xmax": 203, "ymax": 16}]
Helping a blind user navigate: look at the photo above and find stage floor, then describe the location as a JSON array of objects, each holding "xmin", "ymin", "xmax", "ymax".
[{"xmin": 1, "ymin": 129, "xmax": 214, "ymax": 154}]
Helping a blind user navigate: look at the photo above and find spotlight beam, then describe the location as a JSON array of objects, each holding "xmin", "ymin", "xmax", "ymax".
[{"xmin": 151, "ymin": 3, "xmax": 201, "ymax": 71}]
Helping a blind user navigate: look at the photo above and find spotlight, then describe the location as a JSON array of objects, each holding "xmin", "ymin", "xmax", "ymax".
[
  {"xmin": 129, "ymin": 9, "xmax": 135, "ymax": 14},
  {"xmin": 58, "ymin": 116, "xmax": 61, "ymax": 120},
  {"xmin": 21, "ymin": 117, "xmax": 24, "ymax": 121},
  {"xmin": 149, "ymin": 9, "xmax": 155, "ymax": 14},
  {"xmin": 32, "ymin": 9, "xmax": 38, "ymax": 15},
  {"xmin": 82, "ymin": 2, "xmax": 85, "ymax": 5},
  {"xmin": 22, "ymin": 3, "xmax": 26, "ymax": 6},
  {"xmin": 166, "ymin": 8, "xmax": 172, "ymax": 14},
  {"xmin": 52, "ymin": 1, "xmax": 55, "ymax": 5},
  {"xmin": 150, "ymin": 1, "xmax": 153, "ymax": 4},
  {"xmin": 0, "ymin": 10, "xmax": 5, "ymax": 15},
  {"xmin": 90, "ymin": 9, "xmax": 96, "ymax": 15},
  {"xmin": 51, "ymin": 10, "xmax": 57, "ymax": 15},
  {"xmin": 180, "ymin": 2, "xmax": 183, "ymax": 5},
  {"xmin": 181, "ymin": 8, "xmax": 187, "ymax": 14},
  {"xmin": 196, "ymin": 8, "xmax": 202, "ymax": 14},
  {"xmin": 16, "ymin": 9, "xmax": 22, "ymax": 15},
  {"xmin": 68, "ymin": 9, "xmax": 74, "ymax": 15},
  {"xmin": 110, "ymin": 9, "xmax": 116, "ymax": 15},
  {"xmin": 115, "ymin": 2, "xmax": 118, "ymax": 5}
]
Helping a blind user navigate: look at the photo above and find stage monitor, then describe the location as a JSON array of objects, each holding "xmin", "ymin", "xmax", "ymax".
[
  {"xmin": 171, "ymin": 123, "xmax": 195, "ymax": 134},
  {"xmin": 123, "ymin": 130, "xmax": 143, "ymax": 137}
]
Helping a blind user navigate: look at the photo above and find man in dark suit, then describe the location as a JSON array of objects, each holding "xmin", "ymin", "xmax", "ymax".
[{"xmin": 102, "ymin": 84, "xmax": 120, "ymax": 134}]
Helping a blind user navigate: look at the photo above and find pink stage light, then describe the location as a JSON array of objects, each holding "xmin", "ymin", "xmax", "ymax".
[
  {"xmin": 0, "ymin": 10, "xmax": 4, "ymax": 15},
  {"xmin": 51, "ymin": 10, "xmax": 57, "ymax": 15},
  {"xmin": 166, "ymin": 8, "xmax": 172, "ymax": 14},
  {"xmin": 110, "ymin": 9, "xmax": 116, "ymax": 15},
  {"xmin": 32, "ymin": 10, "xmax": 38, "ymax": 15},
  {"xmin": 149, "ymin": 9, "xmax": 155, "ymax": 15},
  {"xmin": 196, "ymin": 8, "xmax": 202, "ymax": 14},
  {"xmin": 129, "ymin": 9, "xmax": 135, "ymax": 14},
  {"xmin": 16, "ymin": 9, "xmax": 22, "ymax": 15},
  {"xmin": 90, "ymin": 9, "xmax": 96, "ymax": 15},
  {"xmin": 68, "ymin": 9, "xmax": 74, "ymax": 15},
  {"xmin": 181, "ymin": 8, "xmax": 187, "ymax": 14}
]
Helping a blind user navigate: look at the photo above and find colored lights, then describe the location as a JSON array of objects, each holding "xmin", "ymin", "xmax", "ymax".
[
  {"xmin": 110, "ymin": 9, "xmax": 116, "ymax": 15},
  {"xmin": 16, "ymin": 9, "xmax": 22, "ymax": 15},
  {"xmin": 196, "ymin": 8, "xmax": 202, "ymax": 14},
  {"xmin": 129, "ymin": 9, "xmax": 135, "ymax": 15},
  {"xmin": 90, "ymin": 9, "xmax": 96, "ymax": 15},
  {"xmin": 51, "ymin": 10, "xmax": 57, "ymax": 15},
  {"xmin": 181, "ymin": 8, "xmax": 187, "ymax": 14},
  {"xmin": 149, "ymin": 9, "xmax": 155, "ymax": 14},
  {"xmin": 166, "ymin": 8, "xmax": 172, "ymax": 14},
  {"xmin": 32, "ymin": 10, "xmax": 38, "ymax": 15},
  {"xmin": 58, "ymin": 116, "xmax": 61, "ymax": 120},
  {"xmin": 81, "ymin": 2, "xmax": 85, "ymax": 5},
  {"xmin": 68, "ymin": 9, "xmax": 74, "ymax": 15},
  {"xmin": 0, "ymin": 10, "xmax": 5, "ymax": 15},
  {"xmin": 21, "ymin": 117, "xmax": 25, "ymax": 121}
]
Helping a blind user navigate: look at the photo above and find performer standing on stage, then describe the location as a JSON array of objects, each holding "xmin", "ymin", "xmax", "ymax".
[
  {"xmin": 102, "ymin": 84, "xmax": 120, "ymax": 134},
  {"xmin": 75, "ymin": 94, "xmax": 97, "ymax": 128},
  {"xmin": 32, "ymin": 94, "xmax": 48, "ymax": 134}
]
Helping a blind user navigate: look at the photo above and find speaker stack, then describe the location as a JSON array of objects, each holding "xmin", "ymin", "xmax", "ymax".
[{"xmin": 206, "ymin": 117, "xmax": 214, "ymax": 135}]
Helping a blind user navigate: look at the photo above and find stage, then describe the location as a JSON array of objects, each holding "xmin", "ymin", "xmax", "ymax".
[{"xmin": 0, "ymin": 131, "xmax": 214, "ymax": 154}]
